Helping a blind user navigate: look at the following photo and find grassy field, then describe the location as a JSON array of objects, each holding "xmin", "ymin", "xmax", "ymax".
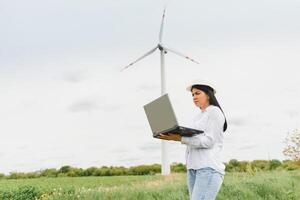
[{"xmin": 0, "ymin": 170, "xmax": 299, "ymax": 200}]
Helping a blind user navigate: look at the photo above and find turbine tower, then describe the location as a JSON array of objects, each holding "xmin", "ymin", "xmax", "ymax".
[{"xmin": 121, "ymin": 7, "xmax": 199, "ymax": 175}]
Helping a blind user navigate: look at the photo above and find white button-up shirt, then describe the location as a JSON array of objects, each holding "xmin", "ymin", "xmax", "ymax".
[{"xmin": 181, "ymin": 105, "xmax": 226, "ymax": 175}]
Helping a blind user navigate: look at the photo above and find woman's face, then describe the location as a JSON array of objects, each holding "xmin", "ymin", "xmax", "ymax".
[{"xmin": 191, "ymin": 88, "xmax": 210, "ymax": 108}]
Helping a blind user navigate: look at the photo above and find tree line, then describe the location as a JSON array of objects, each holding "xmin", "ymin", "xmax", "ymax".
[{"xmin": 0, "ymin": 159, "xmax": 299, "ymax": 180}]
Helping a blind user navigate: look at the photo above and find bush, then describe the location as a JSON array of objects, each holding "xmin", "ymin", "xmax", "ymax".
[
  {"xmin": 269, "ymin": 159, "xmax": 281, "ymax": 170},
  {"xmin": 71, "ymin": 168, "xmax": 85, "ymax": 177},
  {"xmin": 7, "ymin": 172, "xmax": 27, "ymax": 179},
  {"xmin": 251, "ymin": 160, "xmax": 270, "ymax": 171},
  {"xmin": 41, "ymin": 168, "xmax": 58, "ymax": 177},
  {"xmin": 282, "ymin": 160, "xmax": 299, "ymax": 171},
  {"xmin": 171, "ymin": 162, "xmax": 186, "ymax": 172},
  {"xmin": 59, "ymin": 165, "xmax": 72, "ymax": 174},
  {"xmin": 225, "ymin": 160, "xmax": 284, "ymax": 172},
  {"xmin": 238, "ymin": 161, "xmax": 250, "ymax": 172},
  {"xmin": 225, "ymin": 159, "xmax": 240, "ymax": 172},
  {"xmin": 83, "ymin": 167, "xmax": 98, "ymax": 176}
]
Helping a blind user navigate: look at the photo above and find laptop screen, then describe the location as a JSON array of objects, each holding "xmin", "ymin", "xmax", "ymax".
[{"xmin": 143, "ymin": 93, "xmax": 178, "ymax": 134}]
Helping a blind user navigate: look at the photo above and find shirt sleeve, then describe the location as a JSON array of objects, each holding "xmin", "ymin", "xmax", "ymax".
[{"xmin": 180, "ymin": 107, "xmax": 224, "ymax": 149}]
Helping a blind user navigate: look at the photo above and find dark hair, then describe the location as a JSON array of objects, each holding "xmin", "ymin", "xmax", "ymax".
[{"xmin": 191, "ymin": 85, "xmax": 228, "ymax": 132}]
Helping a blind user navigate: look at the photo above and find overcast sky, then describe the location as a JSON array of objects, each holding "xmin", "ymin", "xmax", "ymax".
[{"xmin": 1, "ymin": 0, "xmax": 300, "ymax": 174}]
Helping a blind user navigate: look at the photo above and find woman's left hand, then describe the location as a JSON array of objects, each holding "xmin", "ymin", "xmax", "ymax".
[{"xmin": 159, "ymin": 133, "xmax": 182, "ymax": 141}]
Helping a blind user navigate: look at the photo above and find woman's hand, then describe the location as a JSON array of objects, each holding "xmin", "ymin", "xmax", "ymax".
[{"xmin": 159, "ymin": 133, "xmax": 182, "ymax": 141}]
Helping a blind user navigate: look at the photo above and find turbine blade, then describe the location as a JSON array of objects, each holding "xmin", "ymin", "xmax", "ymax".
[
  {"xmin": 121, "ymin": 46, "xmax": 158, "ymax": 71},
  {"xmin": 162, "ymin": 45, "xmax": 199, "ymax": 64},
  {"xmin": 159, "ymin": 7, "xmax": 166, "ymax": 43}
]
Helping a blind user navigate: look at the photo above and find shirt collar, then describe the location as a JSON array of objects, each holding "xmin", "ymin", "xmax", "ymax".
[{"xmin": 201, "ymin": 105, "xmax": 214, "ymax": 113}]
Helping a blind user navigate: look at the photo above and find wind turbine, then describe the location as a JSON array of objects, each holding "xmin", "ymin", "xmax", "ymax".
[{"xmin": 121, "ymin": 7, "xmax": 199, "ymax": 175}]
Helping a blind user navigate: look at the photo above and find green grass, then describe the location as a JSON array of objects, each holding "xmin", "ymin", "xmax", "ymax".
[
  {"xmin": 0, "ymin": 170, "xmax": 299, "ymax": 200},
  {"xmin": 218, "ymin": 170, "xmax": 300, "ymax": 200}
]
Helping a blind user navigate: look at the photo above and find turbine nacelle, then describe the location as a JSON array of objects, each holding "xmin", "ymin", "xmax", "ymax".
[
  {"xmin": 158, "ymin": 44, "xmax": 167, "ymax": 54},
  {"xmin": 158, "ymin": 43, "xmax": 164, "ymax": 51}
]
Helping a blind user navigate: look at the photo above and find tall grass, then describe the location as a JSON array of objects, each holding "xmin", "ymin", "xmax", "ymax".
[{"xmin": 0, "ymin": 170, "xmax": 299, "ymax": 200}]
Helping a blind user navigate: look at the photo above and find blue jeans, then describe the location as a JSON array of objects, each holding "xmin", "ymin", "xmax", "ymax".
[{"xmin": 187, "ymin": 167, "xmax": 224, "ymax": 200}]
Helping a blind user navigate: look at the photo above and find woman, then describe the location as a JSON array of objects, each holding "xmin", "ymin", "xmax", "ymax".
[{"xmin": 159, "ymin": 81, "xmax": 227, "ymax": 200}]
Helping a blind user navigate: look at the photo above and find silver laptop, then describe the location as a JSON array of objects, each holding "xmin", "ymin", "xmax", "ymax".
[{"xmin": 143, "ymin": 93, "xmax": 204, "ymax": 138}]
